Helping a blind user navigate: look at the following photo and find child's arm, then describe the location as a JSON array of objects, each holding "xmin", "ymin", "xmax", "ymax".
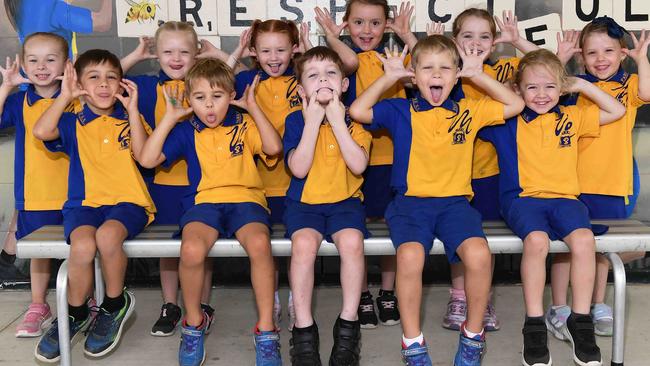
[
  {"xmin": 314, "ymin": 7, "xmax": 359, "ymax": 75},
  {"xmin": 298, "ymin": 22, "xmax": 314, "ymax": 54},
  {"xmin": 387, "ymin": 2, "xmax": 418, "ymax": 51},
  {"xmin": 115, "ymin": 79, "xmax": 146, "ymax": 160},
  {"xmin": 327, "ymin": 91, "xmax": 368, "ymax": 175},
  {"xmin": 198, "ymin": 38, "xmax": 250, "ymax": 74},
  {"xmin": 494, "ymin": 10, "xmax": 539, "ymax": 54},
  {"xmin": 0, "ymin": 55, "xmax": 30, "ymax": 121},
  {"xmin": 33, "ymin": 62, "xmax": 87, "ymax": 141},
  {"xmin": 566, "ymin": 77, "xmax": 626, "ymax": 125},
  {"xmin": 349, "ymin": 47, "xmax": 414, "ymax": 123},
  {"xmin": 138, "ymin": 85, "xmax": 193, "ymax": 168},
  {"xmin": 91, "ymin": 0, "xmax": 113, "ymax": 32},
  {"xmin": 459, "ymin": 45, "xmax": 525, "ymax": 118},
  {"xmin": 624, "ymin": 30, "xmax": 650, "ymax": 102},
  {"xmin": 120, "ymin": 36, "xmax": 157, "ymax": 73},
  {"xmin": 287, "ymin": 93, "xmax": 325, "ymax": 179},
  {"xmin": 230, "ymin": 75, "xmax": 282, "ymax": 155},
  {"xmin": 555, "ymin": 30, "xmax": 582, "ymax": 66}
]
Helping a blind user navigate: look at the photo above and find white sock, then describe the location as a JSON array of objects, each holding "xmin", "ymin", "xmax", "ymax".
[
  {"xmin": 274, "ymin": 290, "xmax": 280, "ymax": 304},
  {"xmin": 402, "ymin": 332, "xmax": 424, "ymax": 347},
  {"xmin": 462, "ymin": 324, "xmax": 484, "ymax": 339}
]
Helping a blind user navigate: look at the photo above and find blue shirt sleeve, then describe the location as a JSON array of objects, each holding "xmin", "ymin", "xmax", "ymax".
[
  {"xmin": 0, "ymin": 92, "xmax": 24, "ymax": 129},
  {"xmin": 282, "ymin": 111, "xmax": 304, "ymax": 165},
  {"xmin": 161, "ymin": 123, "xmax": 188, "ymax": 167},
  {"xmin": 43, "ymin": 112, "xmax": 76, "ymax": 155},
  {"xmin": 127, "ymin": 74, "xmax": 159, "ymax": 129},
  {"xmin": 367, "ymin": 98, "xmax": 409, "ymax": 135},
  {"xmin": 51, "ymin": 1, "xmax": 93, "ymax": 33},
  {"xmin": 235, "ymin": 70, "xmax": 257, "ymax": 99}
]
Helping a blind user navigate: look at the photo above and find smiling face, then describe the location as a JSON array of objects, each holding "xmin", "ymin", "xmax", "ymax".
[
  {"xmin": 251, "ymin": 32, "xmax": 296, "ymax": 77},
  {"xmin": 187, "ymin": 78, "xmax": 234, "ymax": 128},
  {"xmin": 516, "ymin": 64, "xmax": 562, "ymax": 115},
  {"xmin": 77, "ymin": 62, "xmax": 122, "ymax": 115},
  {"xmin": 346, "ymin": 2, "xmax": 387, "ymax": 51},
  {"xmin": 413, "ymin": 50, "xmax": 460, "ymax": 106},
  {"xmin": 298, "ymin": 57, "xmax": 349, "ymax": 105},
  {"xmin": 156, "ymin": 29, "xmax": 197, "ymax": 80},
  {"xmin": 454, "ymin": 15, "xmax": 495, "ymax": 62},
  {"xmin": 22, "ymin": 35, "xmax": 66, "ymax": 93},
  {"xmin": 581, "ymin": 32, "xmax": 626, "ymax": 80}
]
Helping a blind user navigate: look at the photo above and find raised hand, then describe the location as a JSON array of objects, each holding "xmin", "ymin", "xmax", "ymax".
[
  {"xmin": 376, "ymin": 45, "xmax": 415, "ymax": 81},
  {"xmin": 230, "ymin": 74, "xmax": 259, "ymax": 111},
  {"xmin": 58, "ymin": 61, "xmax": 88, "ymax": 101},
  {"xmin": 162, "ymin": 83, "xmax": 192, "ymax": 122},
  {"xmin": 300, "ymin": 89, "xmax": 326, "ymax": 126},
  {"xmin": 494, "ymin": 10, "xmax": 521, "ymax": 45},
  {"xmin": 623, "ymin": 29, "xmax": 650, "ymax": 64},
  {"xmin": 115, "ymin": 79, "xmax": 140, "ymax": 114},
  {"xmin": 197, "ymin": 38, "xmax": 229, "ymax": 60},
  {"xmin": 134, "ymin": 36, "xmax": 157, "ymax": 61},
  {"xmin": 0, "ymin": 54, "xmax": 30, "ymax": 88},
  {"xmin": 556, "ymin": 30, "xmax": 582, "ymax": 65},
  {"xmin": 298, "ymin": 22, "xmax": 314, "ymax": 53},
  {"xmin": 325, "ymin": 89, "xmax": 346, "ymax": 127},
  {"xmin": 458, "ymin": 42, "xmax": 484, "ymax": 78},
  {"xmin": 387, "ymin": 1, "xmax": 415, "ymax": 37},
  {"xmin": 426, "ymin": 21, "xmax": 444, "ymax": 36},
  {"xmin": 315, "ymin": 7, "xmax": 347, "ymax": 37}
]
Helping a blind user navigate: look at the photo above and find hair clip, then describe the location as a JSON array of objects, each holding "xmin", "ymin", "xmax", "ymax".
[
  {"xmin": 591, "ymin": 16, "xmax": 629, "ymax": 40},
  {"xmin": 157, "ymin": 20, "xmax": 165, "ymax": 27}
]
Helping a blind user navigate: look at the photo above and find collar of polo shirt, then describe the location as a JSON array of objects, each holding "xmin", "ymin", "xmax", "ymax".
[
  {"xmin": 409, "ymin": 90, "xmax": 459, "ymax": 113},
  {"xmin": 520, "ymin": 105, "xmax": 562, "ymax": 123},
  {"xmin": 25, "ymin": 84, "xmax": 61, "ymax": 106},
  {"xmin": 189, "ymin": 106, "xmax": 243, "ymax": 132},
  {"xmin": 77, "ymin": 101, "xmax": 128, "ymax": 126},
  {"xmin": 581, "ymin": 67, "xmax": 629, "ymax": 84}
]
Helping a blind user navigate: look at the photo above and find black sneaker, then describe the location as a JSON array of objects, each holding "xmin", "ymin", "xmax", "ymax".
[
  {"xmin": 357, "ymin": 292, "xmax": 378, "ymax": 329},
  {"xmin": 329, "ymin": 317, "xmax": 361, "ymax": 366},
  {"xmin": 151, "ymin": 303, "xmax": 182, "ymax": 337},
  {"xmin": 290, "ymin": 322, "xmax": 322, "ymax": 366},
  {"xmin": 376, "ymin": 290, "xmax": 400, "ymax": 326},
  {"xmin": 565, "ymin": 313, "xmax": 602, "ymax": 366},
  {"xmin": 201, "ymin": 303, "xmax": 215, "ymax": 335},
  {"xmin": 522, "ymin": 317, "xmax": 551, "ymax": 366}
]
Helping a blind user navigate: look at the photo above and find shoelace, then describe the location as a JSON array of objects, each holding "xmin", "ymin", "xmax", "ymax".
[
  {"xmin": 448, "ymin": 299, "xmax": 466, "ymax": 316},
  {"xmin": 460, "ymin": 339, "xmax": 483, "ymax": 362},
  {"xmin": 380, "ymin": 300, "xmax": 396, "ymax": 310},
  {"xmin": 181, "ymin": 332, "xmax": 201, "ymax": 354},
  {"xmin": 359, "ymin": 304, "xmax": 374, "ymax": 312},
  {"xmin": 86, "ymin": 307, "xmax": 112, "ymax": 337},
  {"xmin": 24, "ymin": 308, "xmax": 47, "ymax": 322},
  {"xmin": 404, "ymin": 352, "xmax": 430, "ymax": 366},
  {"xmin": 258, "ymin": 339, "xmax": 280, "ymax": 360}
]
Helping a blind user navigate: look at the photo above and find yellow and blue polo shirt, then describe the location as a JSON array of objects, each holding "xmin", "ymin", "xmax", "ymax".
[
  {"xmin": 161, "ymin": 107, "xmax": 276, "ymax": 212},
  {"xmin": 283, "ymin": 110, "xmax": 372, "ymax": 204},
  {"xmin": 451, "ymin": 57, "xmax": 519, "ymax": 180},
  {"xmin": 235, "ymin": 67, "xmax": 301, "ymax": 197},
  {"xmin": 478, "ymin": 105, "xmax": 601, "ymax": 208},
  {"xmin": 1, "ymin": 86, "xmax": 70, "ymax": 211},
  {"xmin": 44, "ymin": 102, "xmax": 155, "ymax": 223},
  {"xmin": 129, "ymin": 71, "xmax": 189, "ymax": 186},
  {"xmin": 566, "ymin": 69, "xmax": 648, "ymax": 197},
  {"xmin": 343, "ymin": 47, "xmax": 408, "ymax": 167},
  {"xmin": 367, "ymin": 93, "xmax": 505, "ymax": 199}
]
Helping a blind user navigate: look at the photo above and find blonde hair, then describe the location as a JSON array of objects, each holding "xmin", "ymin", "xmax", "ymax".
[
  {"xmin": 154, "ymin": 21, "xmax": 199, "ymax": 53},
  {"xmin": 411, "ymin": 35, "xmax": 460, "ymax": 69},
  {"xmin": 185, "ymin": 58, "xmax": 235, "ymax": 94},
  {"xmin": 22, "ymin": 32, "xmax": 69, "ymax": 61},
  {"xmin": 452, "ymin": 8, "xmax": 496, "ymax": 38},
  {"xmin": 514, "ymin": 49, "xmax": 569, "ymax": 90}
]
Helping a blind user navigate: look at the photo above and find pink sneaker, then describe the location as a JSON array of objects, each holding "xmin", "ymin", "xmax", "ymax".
[
  {"xmin": 442, "ymin": 290, "xmax": 466, "ymax": 331},
  {"xmin": 15, "ymin": 303, "xmax": 52, "ymax": 338},
  {"xmin": 483, "ymin": 302, "xmax": 501, "ymax": 331}
]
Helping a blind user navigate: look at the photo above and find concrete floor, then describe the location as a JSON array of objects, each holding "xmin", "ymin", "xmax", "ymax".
[{"xmin": 1, "ymin": 285, "xmax": 650, "ymax": 365}]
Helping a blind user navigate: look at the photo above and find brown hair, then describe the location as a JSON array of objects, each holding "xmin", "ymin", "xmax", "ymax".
[
  {"xmin": 154, "ymin": 21, "xmax": 199, "ymax": 53},
  {"xmin": 579, "ymin": 21, "xmax": 627, "ymax": 48},
  {"xmin": 452, "ymin": 8, "xmax": 496, "ymax": 38},
  {"xmin": 294, "ymin": 46, "xmax": 345, "ymax": 83},
  {"xmin": 249, "ymin": 19, "xmax": 300, "ymax": 51},
  {"xmin": 22, "ymin": 32, "xmax": 69, "ymax": 61},
  {"xmin": 514, "ymin": 49, "xmax": 568, "ymax": 90},
  {"xmin": 184, "ymin": 58, "xmax": 235, "ymax": 94},
  {"xmin": 411, "ymin": 35, "xmax": 460, "ymax": 69},
  {"xmin": 343, "ymin": 0, "xmax": 390, "ymax": 22},
  {"xmin": 74, "ymin": 49, "xmax": 123, "ymax": 79}
]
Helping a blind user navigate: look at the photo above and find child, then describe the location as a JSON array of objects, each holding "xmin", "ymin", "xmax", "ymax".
[
  {"xmin": 121, "ymin": 21, "xmax": 216, "ymax": 336},
  {"xmin": 350, "ymin": 35, "xmax": 525, "ymax": 365},
  {"xmin": 284, "ymin": 46, "xmax": 371, "ymax": 366},
  {"xmin": 315, "ymin": 0, "xmax": 417, "ymax": 329},
  {"xmin": 436, "ymin": 8, "xmax": 540, "ymax": 332},
  {"xmin": 137, "ymin": 58, "xmax": 282, "ymax": 366},
  {"xmin": 477, "ymin": 49, "xmax": 626, "ymax": 366},
  {"xmin": 0, "ymin": 32, "xmax": 68, "ymax": 338},
  {"xmin": 547, "ymin": 17, "xmax": 649, "ymax": 340},
  {"xmin": 33, "ymin": 49, "xmax": 155, "ymax": 362}
]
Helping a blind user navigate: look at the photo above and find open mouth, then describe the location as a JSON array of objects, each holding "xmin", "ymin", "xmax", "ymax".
[
  {"xmin": 97, "ymin": 92, "xmax": 112, "ymax": 99},
  {"xmin": 267, "ymin": 63, "xmax": 282, "ymax": 74},
  {"xmin": 34, "ymin": 73, "xmax": 50, "ymax": 81},
  {"xmin": 205, "ymin": 113, "xmax": 217, "ymax": 123},
  {"xmin": 429, "ymin": 85, "xmax": 443, "ymax": 104},
  {"xmin": 594, "ymin": 65, "xmax": 610, "ymax": 73},
  {"xmin": 169, "ymin": 64, "xmax": 184, "ymax": 71}
]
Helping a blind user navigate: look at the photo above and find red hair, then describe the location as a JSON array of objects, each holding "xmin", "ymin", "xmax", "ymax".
[{"xmin": 249, "ymin": 19, "xmax": 300, "ymax": 50}]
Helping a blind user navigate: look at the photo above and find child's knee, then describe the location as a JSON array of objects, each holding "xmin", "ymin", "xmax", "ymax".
[
  {"xmin": 523, "ymin": 232, "xmax": 549, "ymax": 257},
  {"xmin": 460, "ymin": 241, "xmax": 491, "ymax": 271},
  {"xmin": 69, "ymin": 241, "xmax": 97, "ymax": 264},
  {"xmin": 567, "ymin": 229, "xmax": 595, "ymax": 258},
  {"xmin": 180, "ymin": 239, "xmax": 208, "ymax": 267},
  {"xmin": 95, "ymin": 223, "xmax": 127, "ymax": 256},
  {"xmin": 291, "ymin": 232, "xmax": 320, "ymax": 263},
  {"xmin": 335, "ymin": 230, "xmax": 364, "ymax": 259},
  {"xmin": 246, "ymin": 235, "xmax": 272, "ymax": 261},
  {"xmin": 397, "ymin": 244, "xmax": 425, "ymax": 270}
]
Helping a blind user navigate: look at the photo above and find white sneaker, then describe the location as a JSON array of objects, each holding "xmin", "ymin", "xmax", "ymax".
[{"xmin": 545, "ymin": 305, "xmax": 571, "ymax": 341}]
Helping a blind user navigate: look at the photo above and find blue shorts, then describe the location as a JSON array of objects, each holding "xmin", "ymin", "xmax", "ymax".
[
  {"xmin": 470, "ymin": 174, "xmax": 501, "ymax": 220},
  {"xmin": 283, "ymin": 198, "xmax": 370, "ymax": 242},
  {"xmin": 385, "ymin": 195, "xmax": 485, "ymax": 263},
  {"xmin": 503, "ymin": 197, "xmax": 591, "ymax": 241},
  {"xmin": 16, "ymin": 210, "xmax": 63, "ymax": 240},
  {"xmin": 63, "ymin": 203, "xmax": 148, "ymax": 243},
  {"xmin": 179, "ymin": 202, "xmax": 270, "ymax": 239},
  {"xmin": 362, "ymin": 165, "xmax": 393, "ymax": 219},
  {"xmin": 150, "ymin": 183, "xmax": 188, "ymax": 225},
  {"xmin": 267, "ymin": 196, "xmax": 286, "ymax": 225}
]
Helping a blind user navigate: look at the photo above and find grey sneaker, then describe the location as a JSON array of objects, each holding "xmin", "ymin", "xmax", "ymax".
[
  {"xmin": 544, "ymin": 305, "xmax": 571, "ymax": 341},
  {"xmin": 590, "ymin": 303, "xmax": 613, "ymax": 337}
]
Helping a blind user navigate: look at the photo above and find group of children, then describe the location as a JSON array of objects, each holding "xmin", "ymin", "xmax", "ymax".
[{"xmin": 1, "ymin": 0, "xmax": 648, "ymax": 365}]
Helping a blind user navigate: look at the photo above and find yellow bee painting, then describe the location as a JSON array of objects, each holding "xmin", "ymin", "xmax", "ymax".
[{"xmin": 124, "ymin": 0, "xmax": 160, "ymax": 23}]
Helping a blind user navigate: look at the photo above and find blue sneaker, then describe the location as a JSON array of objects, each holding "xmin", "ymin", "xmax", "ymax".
[
  {"xmin": 254, "ymin": 329, "xmax": 282, "ymax": 366},
  {"xmin": 179, "ymin": 317, "xmax": 207, "ymax": 366},
  {"xmin": 84, "ymin": 290, "xmax": 135, "ymax": 357},
  {"xmin": 401, "ymin": 341, "xmax": 432, "ymax": 366},
  {"xmin": 34, "ymin": 314, "xmax": 91, "ymax": 363},
  {"xmin": 453, "ymin": 330, "xmax": 485, "ymax": 366}
]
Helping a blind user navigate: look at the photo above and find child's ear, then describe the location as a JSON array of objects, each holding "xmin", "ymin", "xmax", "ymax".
[
  {"xmin": 513, "ymin": 83, "xmax": 522, "ymax": 96},
  {"xmin": 249, "ymin": 47, "xmax": 257, "ymax": 57},
  {"xmin": 341, "ymin": 77, "xmax": 349, "ymax": 93},
  {"xmin": 292, "ymin": 44, "xmax": 299, "ymax": 55},
  {"xmin": 230, "ymin": 90, "xmax": 236, "ymax": 101},
  {"xmin": 297, "ymin": 84, "xmax": 306, "ymax": 101}
]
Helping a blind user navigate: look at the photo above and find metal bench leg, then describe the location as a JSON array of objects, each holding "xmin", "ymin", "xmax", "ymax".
[
  {"xmin": 606, "ymin": 252, "xmax": 626, "ymax": 366},
  {"xmin": 94, "ymin": 257, "xmax": 104, "ymax": 305},
  {"xmin": 56, "ymin": 259, "xmax": 71, "ymax": 366}
]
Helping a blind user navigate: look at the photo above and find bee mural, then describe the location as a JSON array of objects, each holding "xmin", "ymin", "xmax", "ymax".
[{"xmin": 124, "ymin": 0, "xmax": 160, "ymax": 23}]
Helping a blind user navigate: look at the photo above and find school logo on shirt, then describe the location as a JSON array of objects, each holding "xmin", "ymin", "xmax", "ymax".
[
  {"xmin": 286, "ymin": 77, "xmax": 301, "ymax": 109},
  {"xmin": 494, "ymin": 61, "xmax": 516, "ymax": 83},
  {"xmin": 117, "ymin": 120, "xmax": 131, "ymax": 150},
  {"xmin": 448, "ymin": 109, "xmax": 472, "ymax": 145},
  {"xmin": 612, "ymin": 82, "xmax": 629, "ymax": 105},
  {"xmin": 227, "ymin": 121, "xmax": 248, "ymax": 157},
  {"xmin": 555, "ymin": 113, "xmax": 575, "ymax": 148}
]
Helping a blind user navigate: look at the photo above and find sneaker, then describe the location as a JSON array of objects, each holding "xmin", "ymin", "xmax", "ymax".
[
  {"xmin": 522, "ymin": 318, "xmax": 552, "ymax": 366},
  {"xmin": 544, "ymin": 305, "xmax": 571, "ymax": 341},
  {"xmin": 564, "ymin": 313, "xmax": 602, "ymax": 366},
  {"xmin": 273, "ymin": 300, "xmax": 282, "ymax": 330},
  {"xmin": 590, "ymin": 303, "xmax": 613, "ymax": 337},
  {"xmin": 483, "ymin": 302, "xmax": 500, "ymax": 331},
  {"xmin": 16, "ymin": 303, "xmax": 53, "ymax": 338},
  {"xmin": 442, "ymin": 291, "xmax": 466, "ymax": 331},
  {"xmin": 84, "ymin": 290, "xmax": 136, "ymax": 357},
  {"xmin": 151, "ymin": 302, "xmax": 182, "ymax": 336},
  {"xmin": 179, "ymin": 315, "xmax": 207, "ymax": 366},
  {"xmin": 288, "ymin": 298, "xmax": 296, "ymax": 332},
  {"xmin": 401, "ymin": 341, "xmax": 432, "ymax": 366},
  {"xmin": 453, "ymin": 327, "xmax": 485, "ymax": 366},
  {"xmin": 201, "ymin": 303, "xmax": 215, "ymax": 335},
  {"xmin": 377, "ymin": 290, "xmax": 400, "ymax": 326},
  {"xmin": 34, "ymin": 313, "xmax": 91, "ymax": 363},
  {"xmin": 358, "ymin": 292, "xmax": 378, "ymax": 329},
  {"xmin": 254, "ymin": 329, "xmax": 282, "ymax": 366},
  {"xmin": 290, "ymin": 322, "xmax": 321, "ymax": 366},
  {"xmin": 329, "ymin": 317, "xmax": 361, "ymax": 366}
]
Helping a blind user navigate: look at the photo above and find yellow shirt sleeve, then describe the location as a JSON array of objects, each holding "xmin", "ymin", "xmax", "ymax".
[
  {"xmin": 350, "ymin": 121, "xmax": 372, "ymax": 154},
  {"xmin": 472, "ymin": 97, "xmax": 506, "ymax": 128},
  {"xmin": 576, "ymin": 104, "xmax": 601, "ymax": 138},
  {"xmin": 245, "ymin": 114, "xmax": 279, "ymax": 168}
]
